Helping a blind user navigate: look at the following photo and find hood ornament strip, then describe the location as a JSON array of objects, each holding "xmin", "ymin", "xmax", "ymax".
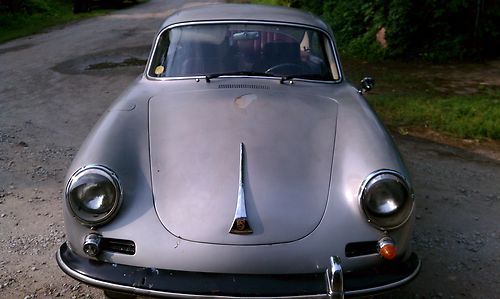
[{"xmin": 229, "ymin": 143, "xmax": 253, "ymax": 234}]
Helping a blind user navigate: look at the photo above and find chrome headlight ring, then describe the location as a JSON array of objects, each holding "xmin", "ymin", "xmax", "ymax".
[
  {"xmin": 359, "ymin": 169, "xmax": 414, "ymax": 230},
  {"xmin": 65, "ymin": 165, "xmax": 123, "ymax": 227}
]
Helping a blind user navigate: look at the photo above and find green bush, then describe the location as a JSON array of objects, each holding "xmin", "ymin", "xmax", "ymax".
[
  {"xmin": 0, "ymin": 0, "xmax": 56, "ymax": 15},
  {"xmin": 0, "ymin": 0, "xmax": 107, "ymax": 43},
  {"xmin": 257, "ymin": 0, "xmax": 500, "ymax": 62}
]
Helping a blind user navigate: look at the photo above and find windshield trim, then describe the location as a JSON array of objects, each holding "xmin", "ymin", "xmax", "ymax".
[
  {"xmin": 148, "ymin": 75, "xmax": 338, "ymax": 84},
  {"xmin": 145, "ymin": 20, "xmax": 343, "ymax": 84}
]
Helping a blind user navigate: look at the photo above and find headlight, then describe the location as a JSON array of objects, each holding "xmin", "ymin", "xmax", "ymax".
[
  {"xmin": 360, "ymin": 171, "xmax": 414, "ymax": 230},
  {"xmin": 66, "ymin": 165, "xmax": 122, "ymax": 226}
]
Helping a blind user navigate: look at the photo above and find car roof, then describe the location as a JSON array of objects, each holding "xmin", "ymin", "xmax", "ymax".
[{"xmin": 160, "ymin": 4, "xmax": 331, "ymax": 33}]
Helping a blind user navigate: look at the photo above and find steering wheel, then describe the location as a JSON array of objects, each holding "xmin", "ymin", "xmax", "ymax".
[{"xmin": 265, "ymin": 63, "xmax": 303, "ymax": 75}]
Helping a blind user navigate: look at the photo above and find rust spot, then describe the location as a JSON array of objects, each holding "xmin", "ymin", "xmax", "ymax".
[{"xmin": 234, "ymin": 94, "xmax": 257, "ymax": 109}]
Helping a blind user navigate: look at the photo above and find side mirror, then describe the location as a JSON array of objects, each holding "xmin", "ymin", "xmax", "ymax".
[{"xmin": 359, "ymin": 77, "xmax": 375, "ymax": 94}]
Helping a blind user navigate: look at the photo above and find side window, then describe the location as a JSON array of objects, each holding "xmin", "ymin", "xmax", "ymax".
[
  {"xmin": 322, "ymin": 35, "xmax": 339, "ymax": 80},
  {"xmin": 149, "ymin": 32, "xmax": 169, "ymax": 77}
]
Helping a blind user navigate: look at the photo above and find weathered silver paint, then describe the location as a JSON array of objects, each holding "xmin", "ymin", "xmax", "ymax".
[
  {"xmin": 60, "ymin": 3, "xmax": 417, "ymax": 295},
  {"xmin": 161, "ymin": 4, "xmax": 331, "ymax": 32},
  {"xmin": 149, "ymin": 88, "xmax": 337, "ymax": 245},
  {"xmin": 63, "ymin": 78, "xmax": 413, "ymax": 274}
]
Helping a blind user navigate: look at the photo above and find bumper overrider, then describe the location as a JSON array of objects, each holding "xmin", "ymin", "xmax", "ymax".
[{"xmin": 57, "ymin": 242, "xmax": 420, "ymax": 298}]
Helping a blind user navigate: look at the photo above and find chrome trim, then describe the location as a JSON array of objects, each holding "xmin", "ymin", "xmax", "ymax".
[
  {"xmin": 150, "ymin": 75, "xmax": 336, "ymax": 84},
  {"xmin": 56, "ymin": 248, "xmax": 421, "ymax": 298},
  {"xmin": 377, "ymin": 236, "xmax": 396, "ymax": 260},
  {"xmin": 144, "ymin": 20, "xmax": 343, "ymax": 83},
  {"xmin": 377, "ymin": 236, "xmax": 395, "ymax": 251},
  {"xmin": 83, "ymin": 233, "xmax": 102, "ymax": 257},
  {"xmin": 358, "ymin": 169, "xmax": 415, "ymax": 231},
  {"xmin": 65, "ymin": 164, "xmax": 123, "ymax": 227},
  {"xmin": 326, "ymin": 256, "xmax": 344, "ymax": 299},
  {"xmin": 229, "ymin": 143, "xmax": 252, "ymax": 234}
]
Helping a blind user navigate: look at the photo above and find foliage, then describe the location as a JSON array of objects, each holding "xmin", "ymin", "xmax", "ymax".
[
  {"xmin": 254, "ymin": 0, "xmax": 500, "ymax": 62},
  {"xmin": 0, "ymin": 0, "xmax": 113, "ymax": 44},
  {"xmin": 0, "ymin": 0, "xmax": 53, "ymax": 15}
]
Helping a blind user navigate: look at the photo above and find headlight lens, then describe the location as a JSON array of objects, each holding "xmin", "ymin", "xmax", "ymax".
[
  {"xmin": 66, "ymin": 165, "xmax": 122, "ymax": 226},
  {"xmin": 361, "ymin": 171, "xmax": 413, "ymax": 230}
]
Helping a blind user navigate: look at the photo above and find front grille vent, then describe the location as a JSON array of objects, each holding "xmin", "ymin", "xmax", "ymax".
[
  {"xmin": 101, "ymin": 238, "xmax": 135, "ymax": 255},
  {"xmin": 345, "ymin": 241, "xmax": 378, "ymax": 257},
  {"xmin": 218, "ymin": 84, "xmax": 270, "ymax": 90}
]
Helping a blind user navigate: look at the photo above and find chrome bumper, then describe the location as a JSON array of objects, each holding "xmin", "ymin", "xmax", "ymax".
[
  {"xmin": 57, "ymin": 242, "xmax": 420, "ymax": 298},
  {"xmin": 326, "ymin": 256, "xmax": 344, "ymax": 298}
]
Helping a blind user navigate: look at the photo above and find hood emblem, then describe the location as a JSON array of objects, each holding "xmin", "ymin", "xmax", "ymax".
[{"xmin": 229, "ymin": 143, "xmax": 253, "ymax": 234}]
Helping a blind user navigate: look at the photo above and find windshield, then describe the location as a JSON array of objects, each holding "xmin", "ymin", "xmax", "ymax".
[{"xmin": 149, "ymin": 23, "xmax": 340, "ymax": 81}]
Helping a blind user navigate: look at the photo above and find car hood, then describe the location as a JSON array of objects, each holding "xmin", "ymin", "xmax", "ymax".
[{"xmin": 149, "ymin": 87, "xmax": 337, "ymax": 245}]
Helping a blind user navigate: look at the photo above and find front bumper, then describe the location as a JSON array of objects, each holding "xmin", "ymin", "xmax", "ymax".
[{"xmin": 57, "ymin": 242, "xmax": 420, "ymax": 298}]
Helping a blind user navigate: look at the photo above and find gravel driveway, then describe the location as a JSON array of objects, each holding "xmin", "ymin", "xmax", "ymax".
[{"xmin": 0, "ymin": 1, "xmax": 498, "ymax": 298}]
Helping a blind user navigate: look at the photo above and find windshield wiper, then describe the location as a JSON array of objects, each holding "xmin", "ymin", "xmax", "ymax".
[
  {"xmin": 279, "ymin": 74, "xmax": 331, "ymax": 84},
  {"xmin": 205, "ymin": 71, "xmax": 275, "ymax": 82}
]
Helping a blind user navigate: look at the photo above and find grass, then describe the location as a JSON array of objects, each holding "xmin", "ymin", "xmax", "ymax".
[
  {"xmin": 368, "ymin": 91, "xmax": 500, "ymax": 140},
  {"xmin": 342, "ymin": 57, "xmax": 500, "ymax": 140},
  {"xmin": 0, "ymin": 1, "xmax": 117, "ymax": 44}
]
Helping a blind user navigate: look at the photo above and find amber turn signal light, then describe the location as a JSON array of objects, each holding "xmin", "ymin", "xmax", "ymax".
[{"xmin": 377, "ymin": 237, "xmax": 397, "ymax": 260}]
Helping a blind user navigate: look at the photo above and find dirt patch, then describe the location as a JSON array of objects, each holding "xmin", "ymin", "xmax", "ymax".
[
  {"xmin": 415, "ymin": 60, "xmax": 500, "ymax": 95},
  {"xmin": 52, "ymin": 45, "xmax": 149, "ymax": 75},
  {"xmin": 396, "ymin": 127, "xmax": 500, "ymax": 161},
  {"xmin": 86, "ymin": 57, "xmax": 146, "ymax": 70},
  {"xmin": 0, "ymin": 43, "xmax": 33, "ymax": 55}
]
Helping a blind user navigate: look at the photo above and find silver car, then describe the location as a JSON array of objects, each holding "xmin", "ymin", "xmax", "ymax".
[{"xmin": 56, "ymin": 4, "xmax": 420, "ymax": 298}]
